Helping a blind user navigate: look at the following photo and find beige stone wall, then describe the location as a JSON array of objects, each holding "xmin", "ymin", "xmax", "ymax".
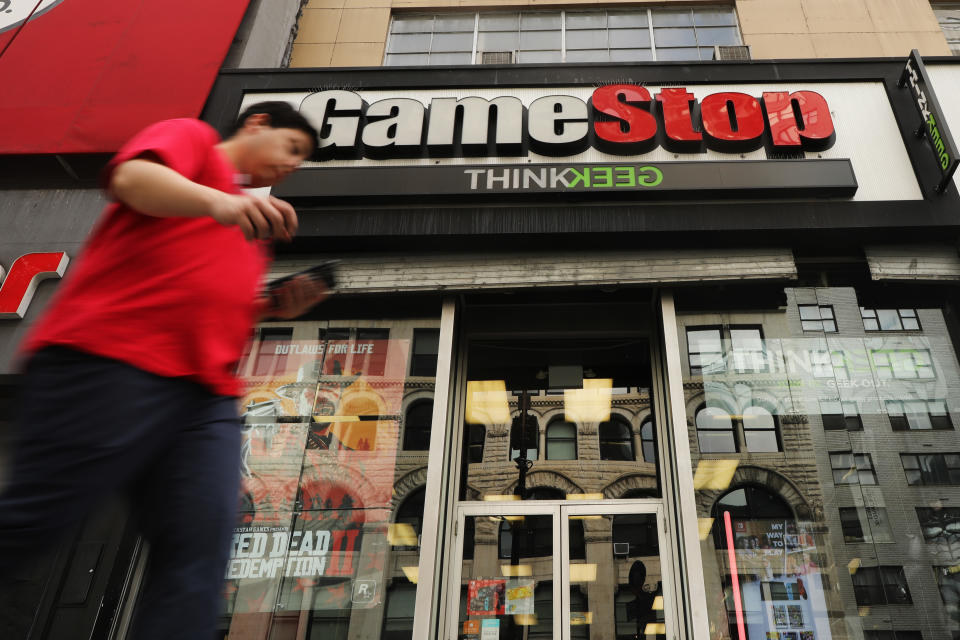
[{"xmin": 289, "ymin": 0, "xmax": 953, "ymax": 67}]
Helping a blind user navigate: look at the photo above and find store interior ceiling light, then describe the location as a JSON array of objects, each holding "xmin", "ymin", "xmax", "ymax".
[
  {"xmin": 567, "ymin": 493, "xmax": 604, "ymax": 500},
  {"xmin": 848, "ymin": 558, "xmax": 861, "ymax": 574},
  {"xmin": 692, "ymin": 459, "xmax": 739, "ymax": 490},
  {"xmin": 564, "ymin": 378, "xmax": 613, "ymax": 423},
  {"xmin": 466, "ymin": 380, "xmax": 511, "ymax": 424},
  {"xmin": 569, "ymin": 563, "xmax": 597, "ymax": 582},
  {"xmin": 501, "ymin": 564, "xmax": 533, "ymax": 576},
  {"xmin": 570, "ymin": 612, "xmax": 594, "ymax": 625},
  {"xmin": 483, "ymin": 494, "xmax": 521, "ymax": 501},
  {"xmin": 387, "ymin": 523, "xmax": 418, "ymax": 547},
  {"xmin": 645, "ymin": 623, "xmax": 667, "ymax": 635},
  {"xmin": 698, "ymin": 517, "xmax": 715, "ymax": 540},
  {"xmin": 514, "ymin": 614, "xmax": 538, "ymax": 626},
  {"xmin": 653, "ymin": 595, "xmax": 664, "ymax": 610},
  {"xmin": 401, "ymin": 566, "xmax": 419, "ymax": 584}
]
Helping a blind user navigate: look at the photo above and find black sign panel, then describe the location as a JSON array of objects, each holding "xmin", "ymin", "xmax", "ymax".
[
  {"xmin": 899, "ymin": 49, "xmax": 960, "ymax": 194},
  {"xmin": 274, "ymin": 159, "xmax": 857, "ymax": 203}
]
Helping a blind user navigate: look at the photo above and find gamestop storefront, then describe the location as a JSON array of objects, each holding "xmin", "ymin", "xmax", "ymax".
[{"xmin": 10, "ymin": 58, "xmax": 960, "ymax": 640}]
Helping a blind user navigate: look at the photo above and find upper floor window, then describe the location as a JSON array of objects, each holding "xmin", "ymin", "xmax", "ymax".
[
  {"xmin": 902, "ymin": 453, "xmax": 960, "ymax": 486},
  {"xmin": 861, "ymin": 307, "xmax": 921, "ymax": 331},
  {"xmin": 851, "ymin": 566, "xmax": 912, "ymax": 606},
  {"xmin": 599, "ymin": 416, "xmax": 634, "ymax": 461},
  {"xmin": 402, "ymin": 400, "xmax": 433, "ymax": 450},
  {"xmin": 385, "ymin": 7, "xmax": 740, "ymax": 66},
  {"xmin": 252, "ymin": 327, "xmax": 293, "ymax": 377},
  {"xmin": 410, "ymin": 328, "xmax": 440, "ymax": 377},
  {"xmin": 695, "ymin": 404, "xmax": 781, "ymax": 454},
  {"xmin": 830, "ymin": 452, "xmax": 877, "ymax": 485},
  {"xmin": 467, "ymin": 424, "xmax": 485, "ymax": 463},
  {"xmin": 687, "ymin": 327, "xmax": 724, "ymax": 375},
  {"xmin": 886, "ymin": 399, "xmax": 952, "ymax": 431},
  {"xmin": 820, "ymin": 400, "xmax": 862, "ymax": 431},
  {"xmin": 640, "ymin": 418, "xmax": 656, "ymax": 463},
  {"xmin": 871, "ymin": 349, "xmax": 935, "ymax": 379},
  {"xmin": 917, "ymin": 507, "xmax": 960, "ymax": 545},
  {"xmin": 546, "ymin": 419, "xmax": 577, "ymax": 460},
  {"xmin": 935, "ymin": 4, "xmax": 960, "ymax": 56},
  {"xmin": 799, "ymin": 304, "xmax": 837, "ymax": 332},
  {"xmin": 810, "ymin": 349, "xmax": 848, "ymax": 380}
]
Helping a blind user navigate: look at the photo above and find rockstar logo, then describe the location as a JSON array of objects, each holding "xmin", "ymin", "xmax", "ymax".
[{"xmin": 1, "ymin": 0, "xmax": 64, "ymax": 33}]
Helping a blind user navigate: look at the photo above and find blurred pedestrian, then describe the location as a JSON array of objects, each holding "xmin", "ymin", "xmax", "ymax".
[{"xmin": 0, "ymin": 101, "xmax": 327, "ymax": 639}]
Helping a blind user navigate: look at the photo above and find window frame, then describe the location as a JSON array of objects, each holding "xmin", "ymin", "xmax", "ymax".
[
  {"xmin": 545, "ymin": 418, "xmax": 578, "ymax": 460},
  {"xmin": 799, "ymin": 304, "xmax": 838, "ymax": 332},
  {"xmin": 901, "ymin": 453, "xmax": 960, "ymax": 486},
  {"xmin": 886, "ymin": 399, "xmax": 953, "ymax": 431},
  {"xmin": 599, "ymin": 414, "xmax": 635, "ymax": 461},
  {"xmin": 861, "ymin": 306, "xmax": 922, "ymax": 332},
  {"xmin": 829, "ymin": 451, "xmax": 878, "ymax": 486}
]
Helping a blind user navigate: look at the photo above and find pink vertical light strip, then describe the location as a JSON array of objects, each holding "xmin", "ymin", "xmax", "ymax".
[{"xmin": 724, "ymin": 510, "xmax": 747, "ymax": 640}]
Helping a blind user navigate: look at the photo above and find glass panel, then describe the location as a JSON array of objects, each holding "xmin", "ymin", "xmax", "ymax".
[
  {"xmin": 518, "ymin": 50, "xmax": 562, "ymax": 63},
  {"xmin": 675, "ymin": 284, "xmax": 960, "ymax": 640},
  {"xmin": 610, "ymin": 48, "xmax": 653, "ymax": 62},
  {"xmin": 519, "ymin": 30, "xmax": 561, "ymax": 51},
  {"xmin": 462, "ymin": 334, "xmax": 659, "ymax": 500},
  {"xmin": 573, "ymin": 513, "xmax": 666, "ymax": 640},
  {"xmin": 222, "ymin": 314, "xmax": 441, "ymax": 639},
  {"xmin": 695, "ymin": 26, "xmax": 741, "ymax": 46},
  {"xmin": 609, "ymin": 28, "xmax": 651, "ymax": 49},
  {"xmin": 388, "ymin": 32, "xmax": 433, "ymax": 54},
  {"xmin": 435, "ymin": 13, "xmax": 476, "ymax": 31},
  {"xmin": 652, "ymin": 27, "xmax": 698, "ymax": 47},
  {"xmin": 391, "ymin": 16, "xmax": 434, "ymax": 33},
  {"xmin": 652, "ymin": 9, "xmax": 693, "ymax": 27},
  {"xmin": 520, "ymin": 12, "xmax": 561, "ymax": 30},
  {"xmin": 478, "ymin": 31, "xmax": 520, "ymax": 52},
  {"xmin": 694, "ymin": 7, "xmax": 737, "ymax": 26},
  {"xmin": 429, "ymin": 52, "xmax": 473, "ymax": 65},
  {"xmin": 566, "ymin": 29, "xmax": 608, "ymax": 50},
  {"xmin": 385, "ymin": 53, "xmax": 429, "ymax": 66},
  {"xmin": 655, "ymin": 47, "xmax": 703, "ymax": 61},
  {"xmin": 566, "ymin": 49, "xmax": 610, "ymax": 63},
  {"xmin": 479, "ymin": 13, "xmax": 519, "ymax": 31},
  {"xmin": 566, "ymin": 11, "xmax": 606, "ymax": 29},
  {"xmin": 432, "ymin": 32, "xmax": 474, "ymax": 52},
  {"xmin": 460, "ymin": 513, "xmax": 553, "ymax": 639},
  {"xmin": 608, "ymin": 10, "xmax": 648, "ymax": 28}
]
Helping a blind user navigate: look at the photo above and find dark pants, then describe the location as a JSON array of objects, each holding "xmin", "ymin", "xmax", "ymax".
[{"xmin": 0, "ymin": 347, "xmax": 242, "ymax": 640}]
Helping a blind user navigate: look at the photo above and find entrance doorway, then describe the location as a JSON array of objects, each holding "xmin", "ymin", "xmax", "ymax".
[{"xmin": 447, "ymin": 294, "xmax": 674, "ymax": 639}]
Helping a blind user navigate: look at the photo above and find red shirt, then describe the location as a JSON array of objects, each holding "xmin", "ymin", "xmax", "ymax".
[{"xmin": 23, "ymin": 119, "xmax": 268, "ymax": 396}]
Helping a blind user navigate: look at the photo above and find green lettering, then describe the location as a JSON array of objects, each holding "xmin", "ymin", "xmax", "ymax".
[
  {"xmin": 592, "ymin": 167, "xmax": 613, "ymax": 188},
  {"xmin": 637, "ymin": 165, "xmax": 663, "ymax": 187},
  {"xmin": 568, "ymin": 168, "xmax": 588, "ymax": 188},
  {"xmin": 614, "ymin": 166, "xmax": 636, "ymax": 187}
]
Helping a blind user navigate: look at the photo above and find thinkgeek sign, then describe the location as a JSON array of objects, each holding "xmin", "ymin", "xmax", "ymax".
[{"xmin": 271, "ymin": 84, "xmax": 856, "ymax": 201}]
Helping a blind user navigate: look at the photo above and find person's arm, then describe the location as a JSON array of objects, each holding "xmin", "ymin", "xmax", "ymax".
[
  {"xmin": 254, "ymin": 274, "xmax": 331, "ymax": 322},
  {"xmin": 109, "ymin": 158, "xmax": 297, "ymax": 242}
]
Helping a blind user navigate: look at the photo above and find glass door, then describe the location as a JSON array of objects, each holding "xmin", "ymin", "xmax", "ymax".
[{"xmin": 449, "ymin": 503, "xmax": 672, "ymax": 640}]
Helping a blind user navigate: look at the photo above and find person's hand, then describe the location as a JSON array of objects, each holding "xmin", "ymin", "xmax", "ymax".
[
  {"xmin": 209, "ymin": 193, "xmax": 298, "ymax": 242},
  {"xmin": 260, "ymin": 274, "xmax": 331, "ymax": 320}
]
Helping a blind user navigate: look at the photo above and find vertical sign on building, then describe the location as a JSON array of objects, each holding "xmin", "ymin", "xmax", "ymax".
[{"xmin": 899, "ymin": 49, "xmax": 960, "ymax": 194}]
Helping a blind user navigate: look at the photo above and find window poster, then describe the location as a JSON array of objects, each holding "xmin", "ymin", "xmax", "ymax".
[
  {"xmin": 467, "ymin": 579, "xmax": 507, "ymax": 616},
  {"xmin": 504, "ymin": 579, "xmax": 535, "ymax": 614}
]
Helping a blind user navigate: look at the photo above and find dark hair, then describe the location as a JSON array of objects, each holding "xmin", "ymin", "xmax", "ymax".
[{"xmin": 228, "ymin": 101, "xmax": 318, "ymax": 152}]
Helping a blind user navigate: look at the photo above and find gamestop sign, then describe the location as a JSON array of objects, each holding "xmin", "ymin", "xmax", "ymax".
[{"xmin": 303, "ymin": 84, "xmax": 836, "ymax": 159}]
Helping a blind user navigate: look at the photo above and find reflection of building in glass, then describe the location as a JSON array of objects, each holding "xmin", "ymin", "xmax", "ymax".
[{"xmin": 678, "ymin": 286, "xmax": 960, "ymax": 640}]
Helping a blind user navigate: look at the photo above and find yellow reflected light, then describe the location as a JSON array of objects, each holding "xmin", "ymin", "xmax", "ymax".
[
  {"xmin": 570, "ymin": 515, "xmax": 603, "ymax": 520},
  {"xmin": 401, "ymin": 566, "xmax": 419, "ymax": 583},
  {"xmin": 698, "ymin": 517, "xmax": 715, "ymax": 540},
  {"xmin": 848, "ymin": 558, "xmax": 861, "ymax": 574},
  {"xmin": 564, "ymin": 379, "xmax": 613, "ymax": 423},
  {"xmin": 569, "ymin": 563, "xmax": 597, "ymax": 582},
  {"xmin": 692, "ymin": 459, "xmax": 739, "ymax": 490},
  {"xmin": 501, "ymin": 564, "xmax": 533, "ymax": 577},
  {"xmin": 652, "ymin": 595, "xmax": 664, "ymax": 610},
  {"xmin": 570, "ymin": 612, "xmax": 593, "ymax": 625},
  {"xmin": 514, "ymin": 614, "xmax": 538, "ymax": 626},
  {"xmin": 387, "ymin": 523, "xmax": 418, "ymax": 547},
  {"xmin": 644, "ymin": 623, "xmax": 667, "ymax": 635},
  {"xmin": 567, "ymin": 493, "xmax": 604, "ymax": 500},
  {"xmin": 501, "ymin": 515, "xmax": 525, "ymax": 522},
  {"xmin": 483, "ymin": 494, "xmax": 521, "ymax": 501},
  {"xmin": 312, "ymin": 415, "xmax": 360, "ymax": 422},
  {"xmin": 466, "ymin": 380, "xmax": 511, "ymax": 424}
]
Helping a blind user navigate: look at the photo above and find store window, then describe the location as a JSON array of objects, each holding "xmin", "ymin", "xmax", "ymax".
[
  {"xmin": 410, "ymin": 329, "xmax": 440, "ymax": 377},
  {"xmin": 936, "ymin": 3, "xmax": 960, "ymax": 56},
  {"xmin": 864, "ymin": 632, "xmax": 924, "ymax": 640},
  {"xmin": 546, "ymin": 419, "xmax": 577, "ymax": 460},
  {"xmin": 599, "ymin": 415, "xmax": 634, "ymax": 461},
  {"xmin": 221, "ymin": 313, "xmax": 441, "ymax": 640},
  {"xmin": 640, "ymin": 418, "xmax": 656, "ymax": 463},
  {"xmin": 674, "ymin": 283, "xmax": 960, "ymax": 639},
  {"xmin": 695, "ymin": 403, "xmax": 781, "ymax": 454},
  {"xmin": 467, "ymin": 424, "xmax": 485, "ymax": 463},
  {"xmin": 385, "ymin": 6, "xmax": 740, "ymax": 65},
  {"xmin": 799, "ymin": 304, "xmax": 837, "ymax": 332}
]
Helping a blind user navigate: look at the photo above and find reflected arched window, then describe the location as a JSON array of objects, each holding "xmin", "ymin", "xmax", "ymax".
[
  {"xmin": 599, "ymin": 416, "xmax": 634, "ymax": 461},
  {"xmin": 712, "ymin": 486, "xmax": 793, "ymax": 549},
  {"xmin": 393, "ymin": 487, "xmax": 425, "ymax": 551},
  {"xmin": 546, "ymin": 420, "xmax": 577, "ymax": 460},
  {"xmin": 467, "ymin": 424, "xmax": 485, "ymax": 463},
  {"xmin": 510, "ymin": 413, "xmax": 538, "ymax": 461},
  {"xmin": 402, "ymin": 400, "xmax": 432, "ymax": 450},
  {"xmin": 695, "ymin": 405, "xmax": 736, "ymax": 453},
  {"xmin": 742, "ymin": 405, "xmax": 780, "ymax": 452},
  {"xmin": 640, "ymin": 418, "xmax": 656, "ymax": 463}
]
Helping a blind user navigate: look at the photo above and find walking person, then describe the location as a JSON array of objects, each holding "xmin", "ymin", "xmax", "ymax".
[{"xmin": 0, "ymin": 101, "xmax": 326, "ymax": 639}]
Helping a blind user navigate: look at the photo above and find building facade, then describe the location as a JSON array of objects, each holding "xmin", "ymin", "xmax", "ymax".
[{"xmin": 8, "ymin": 3, "xmax": 960, "ymax": 640}]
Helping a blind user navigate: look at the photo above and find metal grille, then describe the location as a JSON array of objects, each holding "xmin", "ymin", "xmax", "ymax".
[
  {"xmin": 480, "ymin": 51, "xmax": 513, "ymax": 64},
  {"xmin": 713, "ymin": 45, "xmax": 750, "ymax": 60}
]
